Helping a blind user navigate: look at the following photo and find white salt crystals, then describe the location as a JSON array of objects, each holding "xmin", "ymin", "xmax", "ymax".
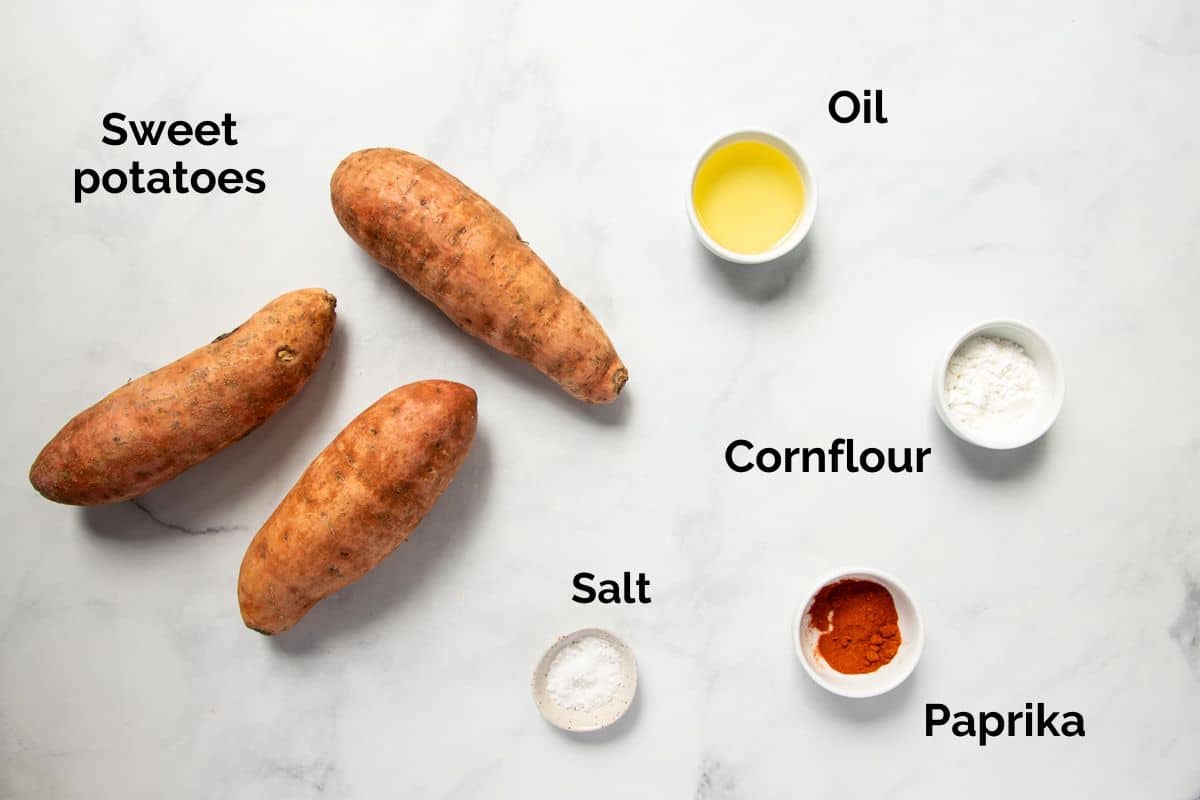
[{"xmin": 545, "ymin": 634, "xmax": 624, "ymax": 712}]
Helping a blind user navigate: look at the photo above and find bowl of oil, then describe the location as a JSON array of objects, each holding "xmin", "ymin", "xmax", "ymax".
[{"xmin": 687, "ymin": 130, "xmax": 817, "ymax": 264}]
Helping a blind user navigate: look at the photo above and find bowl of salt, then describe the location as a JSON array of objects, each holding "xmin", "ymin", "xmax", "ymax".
[{"xmin": 531, "ymin": 628, "xmax": 638, "ymax": 733}]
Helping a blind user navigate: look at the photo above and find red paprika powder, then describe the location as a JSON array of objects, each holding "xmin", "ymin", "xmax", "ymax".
[{"xmin": 807, "ymin": 579, "xmax": 901, "ymax": 674}]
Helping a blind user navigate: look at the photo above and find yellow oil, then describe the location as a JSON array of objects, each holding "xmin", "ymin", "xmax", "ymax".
[{"xmin": 692, "ymin": 140, "xmax": 805, "ymax": 255}]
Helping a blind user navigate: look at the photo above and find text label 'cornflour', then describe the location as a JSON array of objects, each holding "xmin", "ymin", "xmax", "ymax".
[{"xmin": 725, "ymin": 438, "xmax": 931, "ymax": 474}]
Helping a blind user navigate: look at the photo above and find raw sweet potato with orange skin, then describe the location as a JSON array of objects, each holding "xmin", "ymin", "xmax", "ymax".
[
  {"xmin": 238, "ymin": 380, "xmax": 477, "ymax": 635},
  {"xmin": 330, "ymin": 148, "xmax": 627, "ymax": 403},
  {"xmin": 30, "ymin": 289, "xmax": 337, "ymax": 506}
]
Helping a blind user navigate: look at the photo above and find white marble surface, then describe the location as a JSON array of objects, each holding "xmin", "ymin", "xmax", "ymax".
[{"xmin": 2, "ymin": 1, "xmax": 1199, "ymax": 797}]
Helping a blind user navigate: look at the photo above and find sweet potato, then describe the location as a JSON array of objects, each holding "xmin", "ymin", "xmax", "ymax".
[
  {"xmin": 238, "ymin": 380, "xmax": 477, "ymax": 635},
  {"xmin": 330, "ymin": 148, "xmax": 627, "ymax": 404},
  {"xmin": 30, "ymin": 289, "xmax": 337, "ymax": 506}
]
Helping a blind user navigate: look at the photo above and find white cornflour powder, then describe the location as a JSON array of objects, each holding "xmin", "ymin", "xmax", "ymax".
[
  {"xmin": 944, "ymin": 335, "xmax": 1041, "ymax": 434},
  {"xmin": 545, "ymin": 635, "xmax": 622, "ymax": 711}
]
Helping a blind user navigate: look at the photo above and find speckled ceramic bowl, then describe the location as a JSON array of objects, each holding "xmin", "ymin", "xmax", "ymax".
[{"xmin": 531, "ymin": 628, "xmax": 637, "ymax": 732}]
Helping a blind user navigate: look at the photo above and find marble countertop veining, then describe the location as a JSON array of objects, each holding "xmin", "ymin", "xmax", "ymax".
[{"xmin": 2, "ymin": 1, "xmax": 1199, "ymax": 798}]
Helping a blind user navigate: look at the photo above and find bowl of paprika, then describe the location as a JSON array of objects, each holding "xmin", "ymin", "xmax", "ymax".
[{"xmin": 794, "ymin": 567, "xmax": 924, "ymax": 698}]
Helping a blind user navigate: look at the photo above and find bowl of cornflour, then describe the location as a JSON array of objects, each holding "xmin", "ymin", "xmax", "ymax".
[
  {"xmin": 935, "ymin": 320, "xmax": 1064, "ymax": 449},
  {"xmin": 531, "ymin": 628, "xmax": 637, "ymax": 732}
]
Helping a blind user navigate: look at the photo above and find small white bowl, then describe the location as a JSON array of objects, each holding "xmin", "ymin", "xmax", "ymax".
[
  {"xmin": 686, "ymin": 129, "xmax": 817, "ymax": 264},
  {"xmin": 794, "ymin": 567, "xmax": 924, "ymax": 698},
  {"xmin": 531, "ymin": 628, "xmax": 637, "ymax": 733},
  {"xmin": 935, "ymin": 319, "xmax": 1065, "ymax": 450}
]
